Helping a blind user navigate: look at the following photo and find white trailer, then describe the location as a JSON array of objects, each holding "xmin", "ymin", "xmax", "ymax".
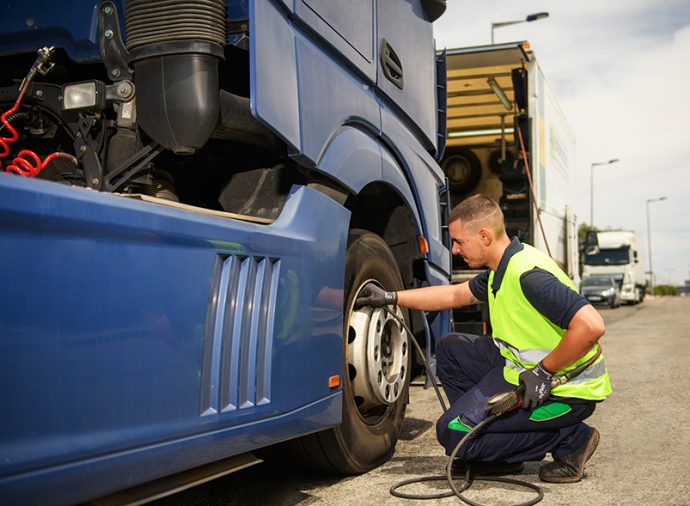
[{"xmin": 440, "ymin": 42, "xmax": 578, "ymax": 330}]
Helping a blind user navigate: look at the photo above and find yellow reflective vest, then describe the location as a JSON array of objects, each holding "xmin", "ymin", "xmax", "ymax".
[{"xmin": 488, "ymin": 244, "xmax": 612, "ymax": 401}]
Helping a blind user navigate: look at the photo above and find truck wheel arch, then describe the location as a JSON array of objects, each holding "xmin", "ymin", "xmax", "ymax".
[{"xmin": 315, "ymin": 128, "xmax": 422, "ymax": 222}]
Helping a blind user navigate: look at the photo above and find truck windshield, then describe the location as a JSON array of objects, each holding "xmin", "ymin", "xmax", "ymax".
[{"xmin": 585, "ymin": 247, "xmax": 630, "ymax": 266}]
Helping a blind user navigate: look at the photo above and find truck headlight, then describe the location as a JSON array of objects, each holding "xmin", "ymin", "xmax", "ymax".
[{"xmin": 62, "ymin": 81, "xmax": 106, "ymax": 111}]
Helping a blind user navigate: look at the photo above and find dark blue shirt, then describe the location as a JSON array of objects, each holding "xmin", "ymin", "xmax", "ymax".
[{"xmin": 468, "ymin": 238, "xmax": 589, "ymax": 329}]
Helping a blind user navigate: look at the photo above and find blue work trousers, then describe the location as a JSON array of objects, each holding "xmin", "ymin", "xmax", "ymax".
[{"xmin": 435, "ymin": 333, "xmax": 596, "ymax": 463}]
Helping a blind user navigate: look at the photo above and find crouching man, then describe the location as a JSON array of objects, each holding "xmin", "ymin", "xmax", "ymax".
[{"xmin": 357, "ymin": 194, "xmax": 611, "ymax": 482}]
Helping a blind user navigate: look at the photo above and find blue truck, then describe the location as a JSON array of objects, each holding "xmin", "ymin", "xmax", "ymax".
[{"xmin": 0, "ymin": 1, "xmax": 450, "ymax": 503}]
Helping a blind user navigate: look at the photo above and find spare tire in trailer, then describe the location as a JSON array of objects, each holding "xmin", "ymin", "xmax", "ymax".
[
  {"xmin": 441, "ymin": 147, "xmax": 481, "ymax": 193},
  {"xmin": 288, "ymin": 229, "xmax": 412, "ymax": 474}
]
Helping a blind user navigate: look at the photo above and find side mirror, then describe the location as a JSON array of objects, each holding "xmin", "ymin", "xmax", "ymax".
[
  {"xmin": 634, "ymin": 250, "xmax": 639, "ymax": 264},
  {"xmin": 421, "ymin": 0, "xmax": 446, "ymax": 22},
  {"xmin": 584, "ymin": 231, "xmax": 599, "ymax": 256}
]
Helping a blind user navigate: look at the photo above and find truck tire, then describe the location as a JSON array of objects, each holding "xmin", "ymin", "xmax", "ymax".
[
  {"xmin": 291, "ymin": 230, "xmax": 411, "ymax": 474},
  {"xmin": 441, "ymin": 147, "xmax": 481, "ymax": 193}
]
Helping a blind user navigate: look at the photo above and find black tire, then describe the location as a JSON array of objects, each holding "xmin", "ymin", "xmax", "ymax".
[
  {"xmin": 488, "ymin": 149, "xmax": 515, "ymax": 175},
  {"xmin": 441, "ymin": 147, "xmax": 481, "ymax": 194},
  {"xmin": 290, "ymin": 230, "xmax": 411, "ymax": 474}
]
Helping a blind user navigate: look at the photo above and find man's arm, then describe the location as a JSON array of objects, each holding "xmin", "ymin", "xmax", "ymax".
[
  {"xmin": 519, "ymin": 304, "xmax": 605, "ymax": 408},
  {"xmin": 519, "ymin": 268, "xmax": 605, "ymax": 373},
  {"xmin": 396, "ymin": 281, "xmax": 480, "ymax": 311},
  {"xmin": 541, "ymin": 304, "xmax": 606, "ymax": 373}
]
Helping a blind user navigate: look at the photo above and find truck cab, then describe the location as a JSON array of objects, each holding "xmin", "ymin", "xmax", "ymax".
[
  {"xmin": 0, "ymin": 1, "xmax": 450, "ymax": 503},
  {"xmin": 583, "ymin": 230, "xmax": 646, "ymax": 304}
]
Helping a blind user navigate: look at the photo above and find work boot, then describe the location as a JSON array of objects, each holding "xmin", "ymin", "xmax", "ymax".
[
  {"xmin": 452, "ymin": 460, "xmax": 524, "ymax": 477},
  {"xmin": 539, "ymin": 427, "xmax": 600, "ymax": 483}
]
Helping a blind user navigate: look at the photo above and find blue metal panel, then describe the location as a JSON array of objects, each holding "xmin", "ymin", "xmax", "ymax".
[
  {"xmin": 294, "ymin": 28, "xmax": 381, "ymax": 164},
  {"xmin": 425, "ymin": 262, "xmax": 452, "ymax": 348},
  {"xmin": 316, "ymin": 127, "xmax": 382, "ymax": 194},
  {"xmin": 379, "ymin": 106, "xmax": 450, "ymax": 275},
  {"xmin": 294, "ymin": 0, "xmax": 376, "ymax": 80},
  {"xmin": 0, "ymin": 174, "xmax": 348, "ymax": 503},
  {"xmin": 379, "ymin": 143, "xmax": 423, "ymax": 233},
  {"xmin": 250, "ymin": 0, "xmax": 301, "ymax": 149},
  {"xmin": 0, "ymin": 0, "xmax": 110, "ymax": 61},
  {"xmin": 376, "ymin": 0, "xmax": 437, "ymax": 151},
  {"xmin": 1, "ymin": 396, "xmax": 341, "ymax": 506},
  {"xmin": 435, "ymin": 48, "xmax": 448, "ymax": 159}
]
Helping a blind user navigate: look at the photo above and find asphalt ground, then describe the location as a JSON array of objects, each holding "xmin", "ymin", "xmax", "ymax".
[{"xmin": 156, "ymin": 296, "xmax": 690, "ymax": 506}]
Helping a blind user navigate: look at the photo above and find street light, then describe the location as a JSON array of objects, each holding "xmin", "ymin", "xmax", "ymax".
[
  {"xmin": 590, "ymin": 158, "xmax": 619, "ymax": 226},
  {"xmin": 646, "ymin": 196, "xmax": 667, "ymax": 294},
  {"xmin": 491, "ymin": 12, "xmax": 549, "ymax": 44}
]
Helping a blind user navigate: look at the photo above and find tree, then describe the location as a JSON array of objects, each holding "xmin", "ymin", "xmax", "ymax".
[
  {"xmin": 653, "ymin": 284, "xmax": 678, "ymax": 296},
  {"xmin": 578, "ymin": 224, "xmax": 599, "ymax": 277},
  {"xmin": 578, "ymin": 223, "xmax": 598, "ymax": 244}
]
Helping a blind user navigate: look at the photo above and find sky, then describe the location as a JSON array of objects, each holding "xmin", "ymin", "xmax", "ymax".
[{"xmin": 434, "ymin": 0, "xmax": 690, "ymax": 286}]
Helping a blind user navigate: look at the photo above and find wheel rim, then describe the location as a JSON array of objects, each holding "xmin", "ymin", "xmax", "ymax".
[{"xmin": 347, "ymin": 282, "xmax": 408, "ymax": 415}]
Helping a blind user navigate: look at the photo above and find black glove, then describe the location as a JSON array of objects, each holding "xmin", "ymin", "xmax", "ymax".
[
  {"xmin": 519, "ymin": 362, "xmax": 553, "ymax": 409},
  {"xmin": 355, "ymin": 283, "xmax": 397, "ymax": 308}
]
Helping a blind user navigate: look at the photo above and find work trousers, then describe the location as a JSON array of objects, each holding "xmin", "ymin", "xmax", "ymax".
[{"xmin": 435, "ymin": 333, "xmax": 596, "ymax": 463}]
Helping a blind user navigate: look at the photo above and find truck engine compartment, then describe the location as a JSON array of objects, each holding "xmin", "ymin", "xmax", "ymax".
[{"xmin": 0, "ymin": 1, "xmax": 308, "ymax": 223}]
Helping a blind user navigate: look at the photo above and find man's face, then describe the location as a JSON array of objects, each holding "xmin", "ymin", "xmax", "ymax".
[{"xmin": 449, "ymin": 219, "xmax": 486, "ymax": 268}]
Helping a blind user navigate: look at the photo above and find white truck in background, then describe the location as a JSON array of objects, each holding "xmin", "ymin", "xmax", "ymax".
[
  {"xmin": 582, "ymin": 231, "xmax": 646, "ymax": 304},
  {"xmin": 440, "ymin": 42, "xmax": 579, "ymax": 332}
]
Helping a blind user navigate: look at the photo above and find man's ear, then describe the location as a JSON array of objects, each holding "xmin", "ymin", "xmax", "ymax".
[{"xmin": 479, "ymin": 228, "xmax": 493, "ymax": 246}]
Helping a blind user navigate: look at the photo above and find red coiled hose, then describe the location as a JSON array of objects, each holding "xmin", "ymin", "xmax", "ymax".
[{"xmin": 1, "ymin": 80, "xmax": 78, "ymax": 177}]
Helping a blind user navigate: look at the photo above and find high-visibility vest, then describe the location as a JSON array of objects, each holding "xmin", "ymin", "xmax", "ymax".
[{"xmin": 488, "ymin": 243, "xmax": 612, "ymax": 400}]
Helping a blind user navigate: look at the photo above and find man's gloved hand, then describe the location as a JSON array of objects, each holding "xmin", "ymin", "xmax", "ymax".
[
  {"xmin": 355, "ymin": 283, "xmax": 397, "ymax": 308},
  {"xmin": 519, "ymin": 362, "xmax": 553, "ymax": 409}
]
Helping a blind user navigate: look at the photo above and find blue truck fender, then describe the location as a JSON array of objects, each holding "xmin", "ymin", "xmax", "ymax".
[{"xmin": 315, "ymin": 126, "xmax": 423, "ymax": 239}]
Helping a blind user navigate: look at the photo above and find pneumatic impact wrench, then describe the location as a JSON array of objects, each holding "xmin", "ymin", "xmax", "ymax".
[{"xmin": 485, "ymin": 347, "xmax": 603, "ymax": 416}]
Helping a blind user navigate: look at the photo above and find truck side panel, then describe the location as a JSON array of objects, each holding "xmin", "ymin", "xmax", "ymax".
[
  {"xmin": 0, "ymin": 175, "xmax": 348, "ymax": 503},
  {"xmin": 251, "ymin": 0, "xmax": 449, "ymax": 275},
  {"xmin": 380, "ymin": 107, "xmax": 449, "ymax": 274},
  {"xmin": 293, "ymin": 31, "xmax": 381, "ymax": 161},
  {"xmin": 529, "ymin": 58, "xmax": 577, "ymax": 272},
  {"xmin": 293, "ymin": 0, "xmax": 376, "ymax": 81},
  {"xmin": 376, "ymin": 0, "xmax": 437, "ymax": 152},
  {"xmin": 251, "ymin": 0, "xmax": 302, "ymax": 149}
]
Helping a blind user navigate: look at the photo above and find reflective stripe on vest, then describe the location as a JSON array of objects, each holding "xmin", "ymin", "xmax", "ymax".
[
  {"xmin": 503, "ymin": 353, "xmax": 608, "ymax": 385},
  {"xmin": 488, "ymin": 243, "xmax": 612, "ymax": 401}
]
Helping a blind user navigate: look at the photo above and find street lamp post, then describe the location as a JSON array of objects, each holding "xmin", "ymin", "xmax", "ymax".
[
  {"xmin": 491, "ymin": 12, "xmax": 549, "ymax": 44},
  {"xmin": 590, "ymin": 158, "xmax": 619, "ymax": 226},
  {"xmin": 646, "ymin": 196, "xmax": 667, "ymax": 295}
]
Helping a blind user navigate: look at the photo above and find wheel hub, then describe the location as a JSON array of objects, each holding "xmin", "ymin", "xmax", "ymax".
[{"xmin": 348, "ymin": 288, "xmax": 408, "ymax": 411}]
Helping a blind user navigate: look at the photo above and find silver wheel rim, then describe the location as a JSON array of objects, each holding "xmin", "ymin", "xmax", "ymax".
[{"xmin": 347, "ymin": 283, "xmax": 408, "ymax": 412}]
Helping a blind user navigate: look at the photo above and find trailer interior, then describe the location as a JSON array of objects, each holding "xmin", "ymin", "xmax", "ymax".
[{"xmin": 440, "ymin": 43, "xmax": 534, "ymax": 332}]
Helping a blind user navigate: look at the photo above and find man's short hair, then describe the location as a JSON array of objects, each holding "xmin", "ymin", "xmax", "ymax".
[{"xmin": 449, "ymin": 194, "xmax": 506, "ymax": 236}]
